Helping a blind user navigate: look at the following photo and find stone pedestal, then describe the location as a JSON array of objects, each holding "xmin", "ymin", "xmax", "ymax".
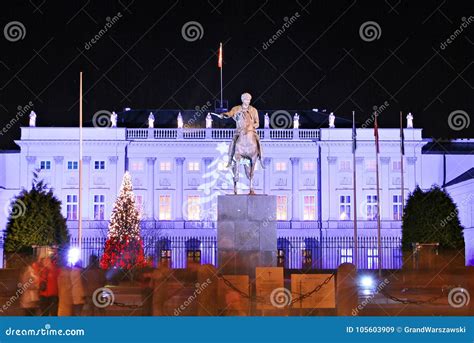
[{"xmin": 217, "ymin": 195, "xmax": 277, "ymax": 276}]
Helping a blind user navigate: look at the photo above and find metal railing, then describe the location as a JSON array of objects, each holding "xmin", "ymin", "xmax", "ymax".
[{"xmin": 126, "ymin": 128, "xmax": 320, "ymax": 141}]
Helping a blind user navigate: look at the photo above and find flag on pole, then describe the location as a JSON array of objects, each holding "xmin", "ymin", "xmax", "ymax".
[
  {"xmin": 352, "ymin": 111, "xmax": 357, "ymax": 153},
  {"xmin": 400, "ymin": 111, "xmax": 405, "ymax": 155},
  {"xmin": 374, "ymin": 113, "xmax": 380, "ymax": 153},
  {"xmin": 218, "ymin": 42, "xmax": 223, "ymax": 68}
]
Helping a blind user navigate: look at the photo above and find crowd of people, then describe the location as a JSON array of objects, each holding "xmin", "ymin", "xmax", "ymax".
[{"xmin": 19, "ymin": 254, "xmax": 106, "ymax": 316}]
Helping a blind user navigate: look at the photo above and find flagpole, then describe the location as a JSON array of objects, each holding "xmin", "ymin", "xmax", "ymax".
[
  {"xmin": 219, "ymin": 42, "xmax": 223, "ymax": 108},
  {"xmin": 79, "ymin": 72, "xmax": 83, "ymax": 251},
  {"xmin": 374, "ymin": 112, "xmax": 382, "ymax": 277},
  {"xmin": 400, "ymin": 111, "xmax": 405, "ymax": 217},
  {"xmin": 352, "ymin": 111, "xmax": 358, "ymax": 269}
]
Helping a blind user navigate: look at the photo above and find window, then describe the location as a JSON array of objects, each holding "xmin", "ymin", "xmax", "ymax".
[
  {"xmin": 303, "ymin": 161, "xmax": 315, "ymax": 171},
  {"xmin": 93, "ymin": 195, "xmax": 105, "ymax": 220},
  {"xmin": 66, "ymin": 195, "xmax": 78, "ymax": 220},
  {"xmin": 303, "ymin": 195, "xmax": 316, "ymax": 220},
  {"xmin": 275, "ymin": 161, "xmax": 287, "ymax": 172},
  {"xmin": 135, "ymin": 195, "xmax": 144, "ymax": 215},
  {"xmin": 40, "ymin": 161, "xmax": 51, "ymax": 170},
  {"xmin": 187, "ymin": 196, "xmax": 201, "ymax": 220},
  {"xmin": 276, "ymin": 196, "xmax": 288, "ymax": 220},
  {"xmin": 130, "ymin": 161, "xmax": 144, "ymax": 171},
  {"xmin": 160, "ymin": 161, "xmax": 171, "ymax": 171},
  {"xmin": 94, "ymin": 160, "xmax": 105, "ymax": 170},
  {"xmin": 159, "ymin": 195, "xmax": 171, "ymax": 220},
  {"xmin": 366, "ymin": 195, "xmax": 378, "ymax": 220},
  {"xmin": 366, "ymin": 160, "xmax": 376, "ymax": 171},
  {"xmin": 368, "ymin": 248, "xmax": 378, "ymax": 269},
  {"xmin": 392, "ymin": 160, "xmax": 401, "ymax": 171},
  {"xmin": 339, "ymin": 160, "xmax": 351, "ymax": 171},
  {"xmin": 393, "ymin": 195, "xmax": 403, "ymax": 220},
  {"xmin": 341, "ymin": 248, "xmax": 353, "ymax": 264},
  {"xmin": 188, "ymin": 161, "xmax": 200, "ymax": 172},
  {"xmin": 67, "ymin": 161, "xmax": 78, "ymax": 170},
  {"xmin": 339, "ymin": 195, "xmax": 351, "ymax": 220}
]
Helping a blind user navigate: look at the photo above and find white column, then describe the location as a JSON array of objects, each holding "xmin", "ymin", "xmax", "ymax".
[
  {"xmin": 407, "ymin": 157, "xmax": 417, "ymax": 192},
  {"xmin": 202, "ymin": 157, "xmax": 213, "ymax": 218},
  {"xmin": 263, "ymin": 157, "xmax": 272, "ymax": 194},
  {"xmin": 355, "ymin": 157, "xmax": 364, "ymax": 220},
  {"xmin": 175, "ymin": 157, "xmax": 185, "ymax": 220},
  {"xmin": 82, "ymin": 156, "xmax": 91, "ymax": 220},
  {"xmin": 53, "ymin": 156, "xmax": 64, "ymax": 200},
  {"xmin": 146, "ymin": 157, "xmax": 156, "ymax": 220},
  {"xmin": 25, "ymin": 156, "xmax": 36, "ymax": 188},
  {"xmin": 380, "ymin": 157, "xmax": 390, "ymax": 220},
  {"xmin": 290, "ymin": 157, "xmax": 300, "ymax": 221},
  {"xmin": 327, "ymin": 156, "xmax": 337, "ymax": 220},
  {"xmin": 108, "ymin": 156, "xmax": 118, "ymax": 216}
]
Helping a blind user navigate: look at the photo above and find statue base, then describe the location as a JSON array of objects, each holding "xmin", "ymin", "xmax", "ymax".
[{"xmin": 217, "ymin": 195, "xmax": 277, "ymax": 276}]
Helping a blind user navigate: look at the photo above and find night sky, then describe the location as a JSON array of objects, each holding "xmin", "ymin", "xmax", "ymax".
[{"xmin": 0, "ymin": 0, "xmax": 472, "ymax": 149}]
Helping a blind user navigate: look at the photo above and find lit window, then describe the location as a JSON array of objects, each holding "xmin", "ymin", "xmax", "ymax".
[
  {"xmin": 93, "ymin": 195, "xmax": 105, "ymax": 220},
  {"xmin": 131, "ymin": 161, "xmax": 144, "ymax": 171},
  {"xmin": 393, "ymin": 195, "xmax": 403, "ymax": 220},
  {"xmin": 339, "ymin": 195, "xmax": 351, "ymax": 220},
  {"xmin": 135, "ymin": 195, "xmax": 144, "ymax": 215},
  {"xmin": 276, "ymin": 195, "xmax": 287, "ymax": 220},
  {"xmin": 187, "ymin": 195, "xmax": 201, "ymax": 220},
  {"xmin": 339, "ymin": 160, "xmax": 351, "ymax": 171},
  {"xmin": 303, "ymin": 161, "xmax": 315, "ymax": 171},
  {"xmin": 368, "ymin": 248, "xmax": 378, "ymax": 269},
  {"xmin": 188, "ymin": 161, "xmax": 200, "ymax": 171},
  {"xmin": 275, "ymin": 161, "xmax": 287, "ymax": 172},
  {"xmin": 66, "ymin": 195, "xmax": 78, "ymax": 220},
  {"xmin": 366, "ymin": 160, "xmax": 376, "ymax": 171},
  {"xmin": 40, "ymin": 161, "xmax": 51, "ymax": 170},
  {"xmin": 160, "ymin": 161, "xmax": 171, "ymax": 171},
  {"xmin": 159, "ymin": 195, "xmax": 171, "ymax": 220},
  {"xmin": 366, "ymin": 195, "xmax": 378, "ymax": 220},
  {"xmin": 392, "ymin": 160, "xmax": 401, "ymax": 171},
  {"xmin": 94, "ymin": 160, "xmax": 105, "ymax": 170},
  {"xmin": 67, "ymin": 161, "xmax": 78, "ymax": 170},
  {"xmin": 341, "ymin": 248, "xmax": 353, "ymax": 264},
  {"xmin": 303, "ymin": 195, "xmax": 316, "ymax": 220}
]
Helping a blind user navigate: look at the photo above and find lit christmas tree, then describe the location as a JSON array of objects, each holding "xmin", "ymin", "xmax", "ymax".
[{"xmin": 100, "ymin": 172, "xmax": 147, "ymax": 270}]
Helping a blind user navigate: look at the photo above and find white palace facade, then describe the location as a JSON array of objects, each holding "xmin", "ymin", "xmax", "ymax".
[{"xmin": 0, "ymin": 119, "xmax": 473, "ymax": 268}]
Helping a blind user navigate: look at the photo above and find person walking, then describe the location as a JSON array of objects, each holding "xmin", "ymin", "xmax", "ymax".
[
  {"xmin": 19, "ymin": 256, "xmax": 39, "ymax": 315},
  {"xmin": 83, "ymin": 256, "xmax": 106, "ymax": 315},
  {"xmin": 70, "ymin": 261, "xmax": 85, "ymax": 315},
  {"xmin": 38, "ymin": 256, "xmax": 59, "ymax": 316}
]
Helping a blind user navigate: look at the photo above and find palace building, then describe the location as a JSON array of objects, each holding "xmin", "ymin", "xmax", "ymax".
[{"xmin": 0, "ymin": 110, "xmax": 472, "ymax": 269}]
